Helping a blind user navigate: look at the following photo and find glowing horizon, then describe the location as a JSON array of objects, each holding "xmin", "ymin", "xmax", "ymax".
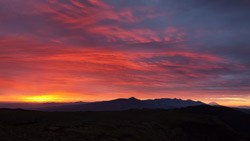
[
  {"xmin": 0, "ymin": 93, "xmax": 249, "ymax": 107},
  {"xmin": 1, "ymin": 0, "xmax": 250, "ymax": 106}
]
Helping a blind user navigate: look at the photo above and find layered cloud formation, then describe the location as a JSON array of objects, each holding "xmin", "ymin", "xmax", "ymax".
[{"xmin": 0, "ymin": 0, "xmax": 250, "ymax": 105}]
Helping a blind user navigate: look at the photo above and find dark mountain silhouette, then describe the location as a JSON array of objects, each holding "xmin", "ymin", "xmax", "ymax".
[
  {"xmin": 37, "ymin": 97, "xmax": 205, "ymax": 111},
  {"xmin": 145, "ymin": 98, "xmax": 204, "ymax": 107}
]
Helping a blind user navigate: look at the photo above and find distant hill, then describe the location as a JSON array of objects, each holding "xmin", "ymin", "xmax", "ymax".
[
  {"xmin": 37, "ymin": 97, "xmax": 205, "ymax": 111},
  {"xmin": 0, "ymin": 102, "xmax": 87, "ymax": 109},
  {"xmin": 237, "ymin": 106, "xmax": 250, "ymax": 109},
  {"xmin": 208, "ymin": 102, "xmax": 221, "ymax": 106},
  {"xmin": 235, "ymin": 108, "xmax": 250, "ymax": 114}
]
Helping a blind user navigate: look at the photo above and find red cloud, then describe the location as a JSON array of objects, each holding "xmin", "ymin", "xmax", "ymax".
[{"xmin": 0, "ymin": 0, "xmax": 249, "ymax": 105}]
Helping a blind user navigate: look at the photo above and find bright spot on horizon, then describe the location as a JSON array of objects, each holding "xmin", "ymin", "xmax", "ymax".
[{"xmin": 22, "ymin": 95, "xmax": 66, "ymax": 103}]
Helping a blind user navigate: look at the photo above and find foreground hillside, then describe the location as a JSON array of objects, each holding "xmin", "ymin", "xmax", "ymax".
[{"xmin": 0, "ymin": 105, "xmax": 250, "ymax": 141}]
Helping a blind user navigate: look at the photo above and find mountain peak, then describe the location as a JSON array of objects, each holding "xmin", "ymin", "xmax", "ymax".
[
  {"xmin": 209, "ymin": 102, "xmax": 220, "ymax": 106},
  {"xmin": 129, "ymin": 97, "xmax": 137, "ymax": 100}
]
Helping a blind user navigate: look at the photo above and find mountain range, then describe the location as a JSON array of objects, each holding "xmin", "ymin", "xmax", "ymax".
[{"xmin": 37, "ymin": 97, "xmax": 205, "ymax": 111}]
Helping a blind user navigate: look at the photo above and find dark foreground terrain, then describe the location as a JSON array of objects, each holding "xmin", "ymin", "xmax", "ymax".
[{"xmin": 0, "ymin": 105, "xmax": 250, "ymax": 141}]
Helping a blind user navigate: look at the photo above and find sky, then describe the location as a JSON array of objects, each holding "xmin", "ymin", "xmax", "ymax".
[{"xmin": 0, "ymin": 0, "xmax": 250, "ymax": 106}]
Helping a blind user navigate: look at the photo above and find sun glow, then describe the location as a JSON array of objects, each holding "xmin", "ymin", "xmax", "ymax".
[{"xmin": 23, "ymin": 95, "xmax": 65, "ymax": 103}]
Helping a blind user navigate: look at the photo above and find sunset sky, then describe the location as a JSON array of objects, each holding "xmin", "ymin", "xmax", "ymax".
[{"xmin": 1, "ymin": 0, "xmax": 250, "ymax": 106}]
